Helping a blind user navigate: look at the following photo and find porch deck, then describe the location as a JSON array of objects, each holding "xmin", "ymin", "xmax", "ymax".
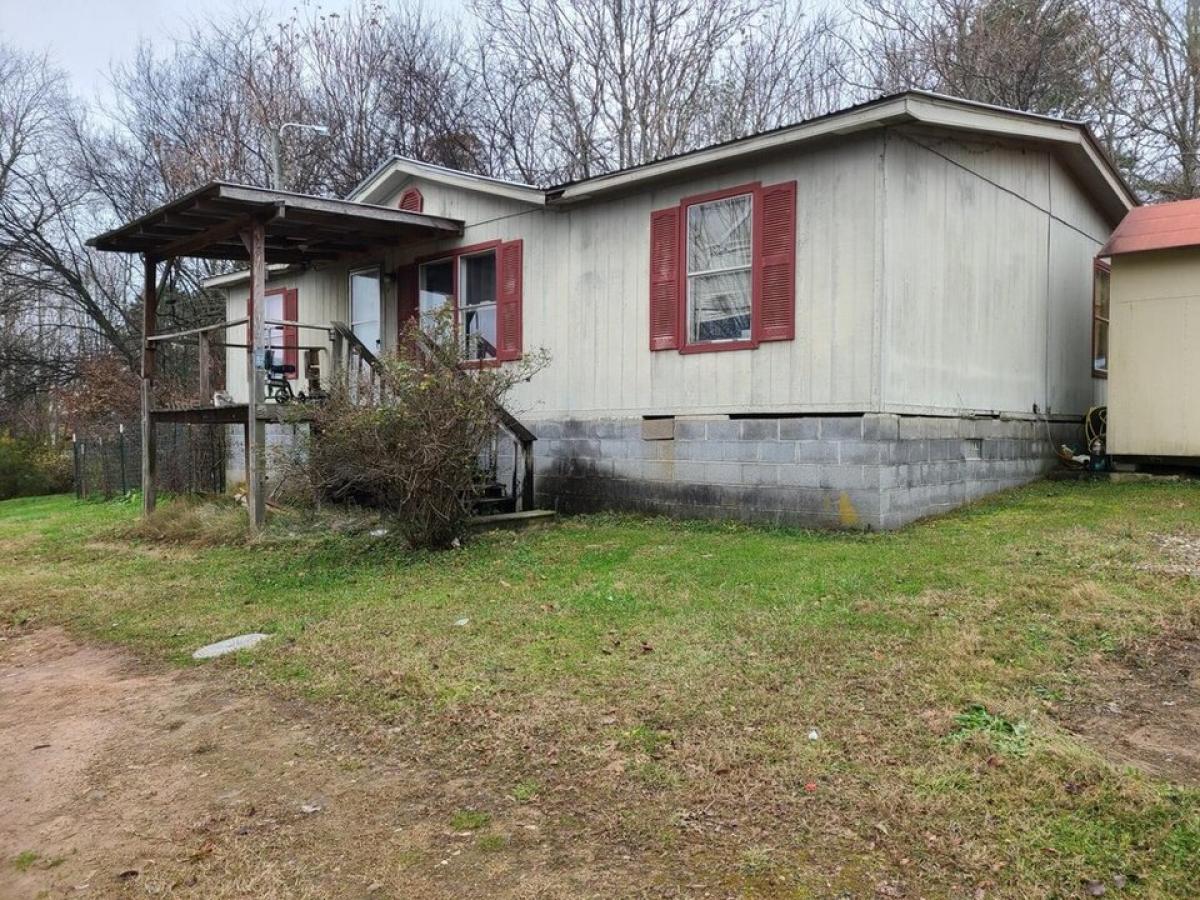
[{"xmin": 150, "ymin": 404, "xmax": 318, "ymax": 426}]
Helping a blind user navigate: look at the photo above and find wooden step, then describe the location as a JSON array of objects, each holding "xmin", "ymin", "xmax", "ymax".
[
  {"xmin": 466, "ymin": 510, "xmax": 557, "ymax": 532},
  {"xmin": 472, "ymin": 495, "xmax": 517, "ymax": 515}
]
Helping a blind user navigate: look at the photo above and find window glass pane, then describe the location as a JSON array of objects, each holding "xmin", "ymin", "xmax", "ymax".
[
  {"xmin": 1094, "ymin": 319, "xmax": 1108, "ymax": 372},
  {"xmin": 460, "ymin": 305, "xmax": 497, "ymax": 360},
  {"xmin": 461, "ymin": 253, "xmax": 496, "ymax": 306},
  {"xmin": 350, "ymin": 268, "xmax": 381, "ymax": 349},
  {"xmin": 264, "ymin": 293, "xmax": 284, "ymax": 351},
  {"xmin": 1094, "ymin": 267, "xmax": 1110, "ymax": 318},
  {"xmin": 459, "ymin": 251, "xmax": 497, "ymax": 359},
  {"xmin": 689, "ymin": 270, "xmax": 752, "ymax": 343},
  {"xmin": 687, "ymin": 195, "xmax": 752, "ymax": 273},
  {"xmin": 419, "ymin": 260, "xmax": 453, "ymax": 330}
]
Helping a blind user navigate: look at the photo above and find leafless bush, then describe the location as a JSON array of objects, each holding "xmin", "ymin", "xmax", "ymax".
[{"xmin": 294, "ymin": 315, "xmax": 546, "ymax": 549}]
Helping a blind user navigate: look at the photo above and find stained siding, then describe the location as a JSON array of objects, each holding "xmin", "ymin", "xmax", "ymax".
[{"xmin": 881, "ymin": 129, "xmax": 1108, "ymax": 417}]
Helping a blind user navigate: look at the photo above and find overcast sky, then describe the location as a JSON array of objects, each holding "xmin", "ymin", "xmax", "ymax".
[{"xmin": 1, "ymin": 0, "xmax": 458, "ymax": 105}]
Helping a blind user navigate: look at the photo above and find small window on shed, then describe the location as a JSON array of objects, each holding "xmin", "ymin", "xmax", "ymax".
[{"xmin": 1093, "ymin": 261, "xmax": 1110, "ymax": 377}]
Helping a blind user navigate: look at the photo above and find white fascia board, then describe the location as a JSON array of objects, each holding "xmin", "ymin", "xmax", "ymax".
[
  {"xmin": 551, "ymin": 92, "xmax": 1134, "ymax": 219},
  {"xmin": 904, "ymin": 94, "xmax": 1136, "ymax": 214},
  {"xmin": 347, "ymin": 157, "xmax": 545, "ymax": 206}
]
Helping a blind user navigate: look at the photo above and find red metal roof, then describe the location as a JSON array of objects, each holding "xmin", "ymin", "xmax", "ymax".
[{"xmin": 1099, "ymin": 198, "xmax": 1200, "ymax": 257}]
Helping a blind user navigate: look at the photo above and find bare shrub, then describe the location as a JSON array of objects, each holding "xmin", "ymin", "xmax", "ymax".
[{"xmin": 294, "ymin": 315, "xmax": 546, "ymax": 549}]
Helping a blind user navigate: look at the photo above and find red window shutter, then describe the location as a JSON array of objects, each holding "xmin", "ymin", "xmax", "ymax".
[
  {"xmin": 283, "ymin": 288, "xmax": 299, "ymax": 370},
  {"xmin": 649, "ymin": 206, "xmax": 680, "ymax": 350},
  {"xmin": 396, "ymin": 264, "xmax": 418, "ymax": 340},
  {"xmin": 496, "ymin": 240, "xmax": 523, "ymax": 361},
  {"xmin": 755, "ymin": 180, "xmax": 796, "ymax": 342},
  {"xmin": 399, "ymin": 187, "xmax": 424, "ymax": 213}
]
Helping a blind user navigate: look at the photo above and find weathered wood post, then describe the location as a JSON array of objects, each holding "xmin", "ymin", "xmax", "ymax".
[
  {"xmin": 522, "ymin": 439, "xmax": 535, "ymax": 511},
  {"xmin": 198, "ymin": 328, "xmax": 212, "ymax": 405},
  {"xmin": 141, "ymin": 255, "xmax": 158, "ymax": 516},
  {"xmin": 241, "ymin": 222, "xmax": 268, "ymax": 531}
]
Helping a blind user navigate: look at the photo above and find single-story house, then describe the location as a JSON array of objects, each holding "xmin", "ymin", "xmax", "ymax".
[
  {"xmin": 96, "ymin": 90, "xmax": 1135, "ymax": 530},
  {"xmin": 1096, "ymin": 199, "xmax": 1200, "ymax": 461}
]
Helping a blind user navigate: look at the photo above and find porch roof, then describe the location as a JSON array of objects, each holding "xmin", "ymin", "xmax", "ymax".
[{"xmin": 88, "ymin": 181, "xmax": 463, "ymax": 264}]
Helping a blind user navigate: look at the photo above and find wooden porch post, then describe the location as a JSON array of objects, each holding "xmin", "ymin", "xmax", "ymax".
[
  {"xmin": 198, "ymin": 328, "xmax": 212, "ymax": 404},
  {"xmin": 140, "ymin": 255, "xmax": 158, "ymax": 516},
  {"xmin": 241, "ymin": 221, "xmax": 267, "ymax": 531}
]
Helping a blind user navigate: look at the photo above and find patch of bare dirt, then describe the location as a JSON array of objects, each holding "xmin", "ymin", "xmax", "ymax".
[
  {"xmin": 1060, "ymin": 634, "xmax": 1200, "ymax": 785},
  {"xmin": 0, "ymin": 629, "xmax": 644, "ymax": 899}
]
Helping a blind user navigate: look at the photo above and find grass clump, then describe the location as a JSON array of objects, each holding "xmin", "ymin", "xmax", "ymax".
[
  {"xmin": 948, "ymin": 704, "xmax": 1031, "ymax": 756},
  {"xmin": 12, "ymin": 850, "xmax": 38, "ymax": 872},
  {"xmin": 476, "ymin": 833, "xmax": 507, "ymax": 852},
  {"xmin": 511, "ymin": 780, "xmax": 540, "ymax": 803},
  {"xmin": 119, "ymin": 495, "xmax": 249, "ymax": 546},
  {"xmin": 618, "ymin": 724, "xmax": 671, "ymax": 758},
  {"xmin": 449, "ymin": 809, "xmax": 491, "ymax": 831}
]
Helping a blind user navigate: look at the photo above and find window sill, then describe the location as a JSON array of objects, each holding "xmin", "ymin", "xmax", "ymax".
[
  {"xmin": 1092, "ymin": 369, "xmax": 1108, "ymax": 380},
  {"xmin": 679, "ymin": 339, "xmax": 757, "ymax": 355},
  {"xmin": 461, "ymin": 358, "xmax": 505, "ymax": 369}
]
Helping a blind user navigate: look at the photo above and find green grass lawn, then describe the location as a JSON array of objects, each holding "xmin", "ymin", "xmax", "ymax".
[{"xmin": 3, "ymin": 483, "xmax": 1200, "ymax": 896}]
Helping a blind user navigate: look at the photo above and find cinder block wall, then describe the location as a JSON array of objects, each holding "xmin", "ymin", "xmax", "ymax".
[{"xmin": 532, "ymin": 414, "xmax": 1079, "ymax": 530}]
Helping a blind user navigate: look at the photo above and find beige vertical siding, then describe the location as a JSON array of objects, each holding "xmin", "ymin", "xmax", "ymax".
[
  {"xmin": 1108, "ymin": 249, "xmax": 1200, "ymax": 456},
  {"xmin": 880, "ymin": 129, "xmax": 1108, "ymax": 417},
  {"xmin": 223, "ymin": 125, "xmax": 1112, "ymax": 421}
]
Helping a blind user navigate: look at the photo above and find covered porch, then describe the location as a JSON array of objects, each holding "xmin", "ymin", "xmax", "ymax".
[{"xmin": 90, "ymin": 181, "xmax": 535, "ymax": 530}]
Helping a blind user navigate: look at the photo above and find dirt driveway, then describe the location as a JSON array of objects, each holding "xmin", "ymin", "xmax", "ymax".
[{"xmin": 0, "ymin": 629, "xmax": 627, "ymax": 899}]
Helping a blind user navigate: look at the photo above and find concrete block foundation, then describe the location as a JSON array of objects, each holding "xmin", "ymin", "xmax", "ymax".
[{"xmin": 532, "ymin": 414, "xmax": 1080, "ymax": 530}]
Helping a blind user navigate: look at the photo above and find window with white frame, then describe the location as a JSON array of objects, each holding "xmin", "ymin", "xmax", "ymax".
[
  {"xmin": 686, "ymin": 193, "xmax": 753, "ymax": 344},
  {"xmin": 1093, "ymin": 261, "xmax": 1110, "ymax": 377},
  {"xmin": 264, "ymin": 291, "xmax": 285, "ymax": 359},
  {"xmin": 459, "ymin": 251, "xmax": 497, "ymax": 360},
  {"xmin": 417, "ymin": 250, "xmax": 498, "ymax": 361},
  {"xmin": 349, "ymin": 266, "xmax": 381, "ymax": 352}
]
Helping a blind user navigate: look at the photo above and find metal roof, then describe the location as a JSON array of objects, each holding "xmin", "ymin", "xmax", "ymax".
[
  {"xmin": 1098, "ymin": 199, "xmax": 1200, "ymax": 257},
  {"xmin": 89, "ymin": 181, "xmax": 463, "ymax": 264},
  {"xmin": 343, "ymin": 91, "xmax": 1136, "ymax": 223},
  {"xmin": 546, "ymin": 91, "xmax": 1136, "ymax": 222}
]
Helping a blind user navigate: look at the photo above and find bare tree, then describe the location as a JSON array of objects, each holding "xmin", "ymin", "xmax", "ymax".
[
  {"xmin": 854, "ymin": 0, "xmax": 1100, "ymax": 117},
  {"xmin": 1094, "ymin": 0, "xmax": 1200, "ymax": 199},
  {"xmin": 86, "ymin": 1, "xmax": 480, "ymax": 203},
  {"xmin": 0, "ymin": 43, "xmax": 143, "ymax": 425},
  {"xmin": 473, "ymin": 0, "xmax": 850, "ymax": 183},
  {"xmin": 2, "ymin": 1, "xmax": 482, "ymax": 432}
]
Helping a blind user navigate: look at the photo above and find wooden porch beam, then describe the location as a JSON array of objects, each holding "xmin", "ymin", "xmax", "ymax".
[
  {"xmin": 159, "ymin": 204, "xmax": 283, "ymax": 260},
  {"xmin": 146, "ymin": 317, "xmax": 249, "ymax": 342}
]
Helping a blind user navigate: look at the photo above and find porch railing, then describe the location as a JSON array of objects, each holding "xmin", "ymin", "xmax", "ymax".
[{"xmin": 330, "ymin": 320, "xmax": 537, "ymax": 511}]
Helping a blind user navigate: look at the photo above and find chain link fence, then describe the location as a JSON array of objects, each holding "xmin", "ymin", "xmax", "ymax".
[{"xmin": 72, "ymin": 422, "xmax": 227, "ymax": 499}]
